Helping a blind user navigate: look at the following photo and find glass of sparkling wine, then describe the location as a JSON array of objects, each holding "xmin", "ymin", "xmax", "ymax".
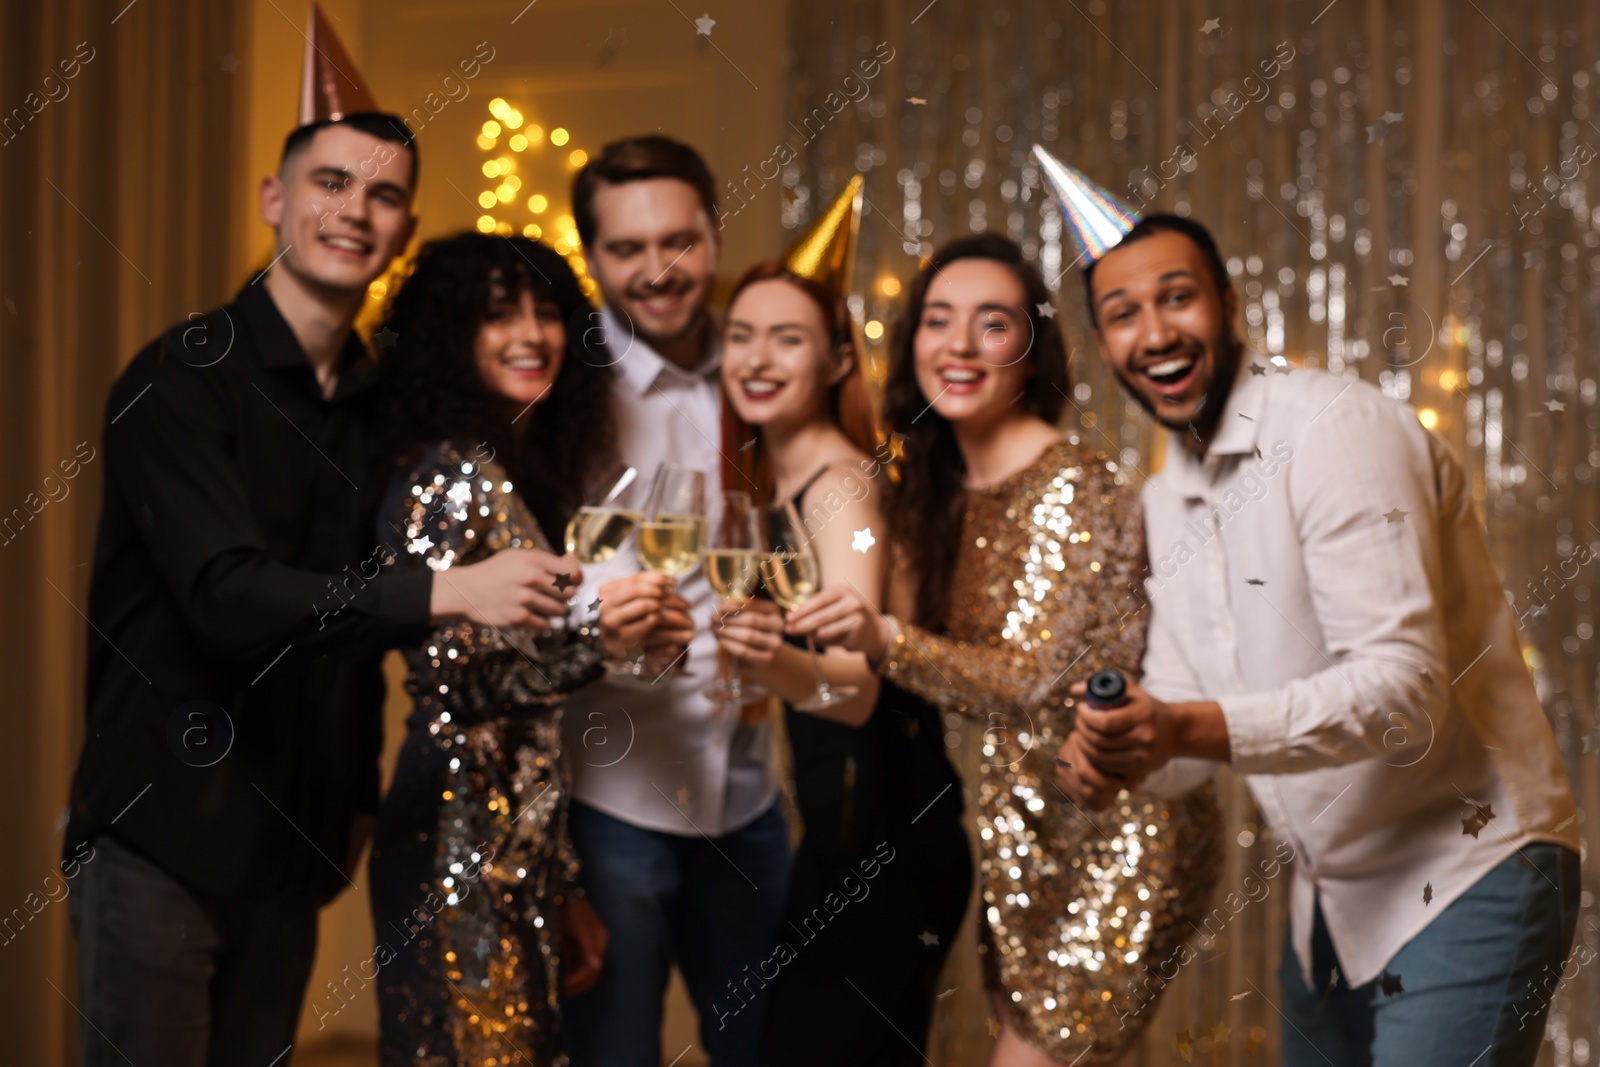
[
  {"xmin": 703, "ymin": 491, "xmax": 768, "ymax": 703},
  {"xmin": 763, "ymin": 500, "xmax": 857, "ymax": 712},
  {"xmin": 624, "ymin": 465, "xmax": 707, "ymax": 675},
  {"xmin": 565, "ymin": 465, "xmax": 645, "ymax": 564},
  {"xmin": 562, "ymin": 465, "xmax": 644, "ymax": 628}
]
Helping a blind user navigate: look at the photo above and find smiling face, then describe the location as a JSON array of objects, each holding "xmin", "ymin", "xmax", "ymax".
[
  {"xmin": 1089, "ymin": 229, "xmax": 1240, "ymax": 442},
  {"xmin": 583, "ymin": 177, "xmax": 720, "ymax": 353},
  {"xmin": 473, "ymin": 284, "xmax": 566, "ymax": 412},
  {"xmin": 722, "ymin": 276, "xmax": 846, "ymax": 432},
  {"xmin": 259, "ymin": 123, "xmax": 416, "ymax": 296},
  {"xmin": 911, "ymin": 258, "xmax": 1037, "ymax": 430}
]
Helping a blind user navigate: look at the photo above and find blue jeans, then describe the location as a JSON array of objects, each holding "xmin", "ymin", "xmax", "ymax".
[
  {"xmin": 561, "ymin": 801, "xmax": 791, "ymax": 1067},
  {"xmin": 1280, "ymin": 843, "xmax": 1580, "ymax": 1067}
]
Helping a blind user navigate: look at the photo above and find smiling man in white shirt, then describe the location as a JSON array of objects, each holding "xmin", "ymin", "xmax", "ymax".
[
  {"xmin": 558, "ymin": 136, "xmax": 788, "ymax": 1067},
  {"xmin": 1057, "ymin": 213, "xmax": 1580, "ymax": 1067}
]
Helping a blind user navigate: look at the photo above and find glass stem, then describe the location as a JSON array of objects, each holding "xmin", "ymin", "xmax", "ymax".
[{"xmin": 804, "ymin": 634, "xmax": 832, "ymax": 700}]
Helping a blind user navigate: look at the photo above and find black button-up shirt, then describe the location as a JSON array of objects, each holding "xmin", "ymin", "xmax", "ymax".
[{"xmin": 67, "ymin": 279, "xmax": 433, "ymax": 898}]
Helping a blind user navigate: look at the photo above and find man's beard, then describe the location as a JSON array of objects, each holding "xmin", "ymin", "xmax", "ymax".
[
  {"xmin": 627, "ymin": 289, "xmax": 709, "ymax": 351},
  {"xmin": 1111, "ymin": 330, "xmax": 1243, "ymax": 444}
]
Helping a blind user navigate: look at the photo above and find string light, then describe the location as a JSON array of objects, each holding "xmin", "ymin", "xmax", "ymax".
[{"xmin": 473, "ymin": 102, "xmax": 596, "ymax": 296}]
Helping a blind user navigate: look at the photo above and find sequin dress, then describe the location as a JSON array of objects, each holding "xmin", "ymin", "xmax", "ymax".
[
  {"xmin": 369, "ymin": 441, "xmax": 604, "ymax": 1067},
  {"xmin": 881, "ymin": 438, "xmax": 1222, "ymax": 1064}
]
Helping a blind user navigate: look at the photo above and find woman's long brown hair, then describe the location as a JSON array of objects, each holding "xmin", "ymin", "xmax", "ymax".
[
  {"xmin": 882, "ymin": 233, "xmax": 1069, "ymax": 629},
  {"xmin": 719, "ymin": 262, "xmax": 878, "ymax": 509}
]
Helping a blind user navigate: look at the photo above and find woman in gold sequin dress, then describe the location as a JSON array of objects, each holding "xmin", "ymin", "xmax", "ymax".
[
  {"xmin": 789, "ymin": 234, "xmax": 1222, "ymax": 1066},
  {"xmin": 366, "ymin": 234, "xmax": 615, "ymax": 1066}
]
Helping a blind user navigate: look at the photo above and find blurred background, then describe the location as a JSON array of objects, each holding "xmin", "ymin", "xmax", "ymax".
[{"xmin": 1, "ymin": 0, "xmax": 1595, "ymax": 1064}]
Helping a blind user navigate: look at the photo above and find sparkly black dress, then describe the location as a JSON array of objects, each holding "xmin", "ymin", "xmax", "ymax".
[
  {"xmin": 369, "ymin": 441, "xmax": 603, "ymax": 1067},
  {"xmin": 757, "ymin": 467, "xmax": 973, "ymax": 1066}
]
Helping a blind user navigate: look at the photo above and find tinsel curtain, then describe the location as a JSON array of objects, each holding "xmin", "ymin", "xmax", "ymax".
[{"xmin": 781, "ymin": 1, "xmax": 1599, "ymax": 1064}]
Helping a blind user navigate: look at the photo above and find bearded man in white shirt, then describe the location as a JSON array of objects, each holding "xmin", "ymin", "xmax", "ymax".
[
  {"xmin": 559, "ymin": 136, "xmax": 789, "ymax": 1067},
  {"xmin": 1056, "ymin": 214, "xmax": 1580, "ymax": 1067}
]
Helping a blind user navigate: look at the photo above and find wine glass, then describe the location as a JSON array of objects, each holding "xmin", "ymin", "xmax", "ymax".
[
  {"xmin": 703, "ymin": 491, "xmax": 768, "ymax": 703},
  {"xmin": 561, "ymin": 465, "xmax": 645, "ymax": 630},
  {"xmin": 565, "ymin": 465, "xmax": 644, "ymax": 564},
  {"xmin": 619, "ymin": 465, "xmax": 706, "ymax": 676},
  {"xmin": 762, "ymin": 499, "xmax": 857, "ymax": 712}
]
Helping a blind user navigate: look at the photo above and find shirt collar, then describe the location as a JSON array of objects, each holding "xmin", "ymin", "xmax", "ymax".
[
  {"xmin": 1161, "ymin": 353, "xmax": 1270, "ymax": 494},
  {"xmin": 233, "ymin": 276, "xmax": 377, "ymax": 397},
  {"xmin": 602, "ymin": 304, "xmax": 720, "ymax": 395}
]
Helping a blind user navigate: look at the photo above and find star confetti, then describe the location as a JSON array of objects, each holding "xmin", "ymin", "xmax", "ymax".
[
  {"xmin": 1212, "ymin": 1023, "xmax": 1231, "ymax": 1044},
  {"xmin": 1423, "ymin": 881, "xmax": 1433, "ymax": 905},
  {"xmin": 1388, "ymin": 274, "xmax": 1409, "ymax": 287},
  {"xmin": 595, "ymin": 28, "xmax": 625, "ymax": 67},
  {"xmin": 1379, "ymin": 971, "xmax": 1404, "ymax": 996},
  {"xmin": 1367, "ymin": 123, "xmax": 1384, "ymax": 144},
  {"xmin": 937, "ymin": 987, "xmax": 957, "ymax": 999},
  {"xmin": 374, "ymin": 325, "xmax": 399, "ymax": 348},
  {"xmin": 694, "ymin": 12, "xmax": 715, "ymax": 35},
  {"xmin": 446, "ymin": 481, "xmax": 473, "ymax": 506},
  {"xmin": 218, "ymin": 52, "xmax": 241, "ymax": 74},
  {"xmin": 552, "ymin": 572, "xmax": 575, "ymax": 592},
  {"xmin": 906, "ymin": 96, "xmax": 927, "ymax": 105},
  {"xmin": 739, "ymin": 437, "xmax": 758, "ymax": 452},
  {"xmin": 852, "ymin": 528, "xmax": 876, "ymax": 553},
  {"xmin": 1385, "ymin": 508, "xmax": 1408, "ymax": 524},
  {"xmin": 588, "ymin": 597, "xmax": 603, "ymax": 612},
  {"xmin": 409, "ymin": 535, "xmax": 434, "ymax": 553},
  {"xmin": 1201, "ymin": 17, "xmax": 1221, "ymax": 34},
  {"xmin": 1462, "ymin": 801, "xmax": 1495, "ymax": 838},
  {"xmin": 1381, "ymin": 111, "xmax": 1404, "ymax": 125},
  {"xmin": 1249, "ymin": 362, "xmax": 1267, "ymax": 375},
  {"xmin": 1229, "ymin": 990, "xmax": 1251, "ymax": 1001},
  {"xmin": 918, "ymin": 930, "xmax": 940, "ymax": 947},
  {"xmin": 1036, "ymin": 300, "xmax": 1057, "ymax": 319},
  {"xmin": 1246, "ymin": 578, "xmax": 1265, "ymax": 586},
  {"xmin": 1174, "ymin": 1030, "xmax": 1195, "ymax": 1063},
  {"xmin": 1546, "ymin": 399, "xmax": 1567, "ymax": 412}
]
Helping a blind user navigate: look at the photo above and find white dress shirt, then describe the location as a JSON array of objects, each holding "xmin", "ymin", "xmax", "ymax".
[
  {"xmin": 561, "ymin": 306, "xmax": 778, "ymax": 836},
  {"xmin": 1138, "ymin": 355, "xmax": 1578, "ymax": 988}
]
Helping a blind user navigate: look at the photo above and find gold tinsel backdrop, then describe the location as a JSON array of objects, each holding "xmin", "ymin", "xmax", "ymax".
[{"xmin": 779, "ymin": 1, "xmax": 1600, "ymax": 1064}]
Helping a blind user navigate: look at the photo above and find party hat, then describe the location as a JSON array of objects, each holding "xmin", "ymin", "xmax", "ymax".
[
  {"xmin": 298, "ymin": 3, "xmax": 378, "ymax": 125},
  {"xmin": 783, "ymin": 174, "xmax": 863, "ymax": 296},
  {"xmin": 1031, "ymin": 144, "xmax": 1139, "ymax": 265}
]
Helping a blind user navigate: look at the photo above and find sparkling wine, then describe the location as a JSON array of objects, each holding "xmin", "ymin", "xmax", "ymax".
[
  {"xmin": 636, "ymin": 514, "xmax": 704, "ymax": 577},
  {"xmin": 763, "ymin": 551, "xmax": 820, "ymax": 610},
  {"xmin": 704, "ymin": 549, "xmax": 761, "ymax": 601},
  {"xmin": 563, "ymin": 507, "xmax": 641, "ymax": 563}
]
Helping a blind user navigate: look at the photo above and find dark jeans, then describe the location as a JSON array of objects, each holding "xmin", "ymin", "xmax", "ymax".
[
  {"xmin": 561, "ymin": 801, "xmax": 792, "ymax": 1067},
  {"xmin": 67, "ymin": 835, "xmax": 319, "ymax": 1067},
  {"xmin": 1280, "ymin": 843, "xmax": 1581, "ymax": 1067}
]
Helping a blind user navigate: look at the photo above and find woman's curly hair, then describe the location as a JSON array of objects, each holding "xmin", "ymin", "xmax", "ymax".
[{"xmin": 370, "ymin": 232, "xmax": 617, "ymax": 546}]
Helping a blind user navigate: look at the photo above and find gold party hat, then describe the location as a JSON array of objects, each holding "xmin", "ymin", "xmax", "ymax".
[
  {"xmin": 298, "ymin": 3, "xmax": 378, "ymax": 125},
  {"xmin": 783, "ymin": 174, "xmax": 863, "ymax": 296},
  {"xmin": 1031, "ymin": 143, "xmax": 1140, "ymax": 265}
]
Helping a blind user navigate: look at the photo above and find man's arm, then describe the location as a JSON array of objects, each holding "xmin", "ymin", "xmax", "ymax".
[
  {"xmin": 105, "ymin": 355, "xmax": 433, "ymax": 666},
  {"xmin": 1076, "ymin": 393, "xmax": 1450, "ymax": 779}
]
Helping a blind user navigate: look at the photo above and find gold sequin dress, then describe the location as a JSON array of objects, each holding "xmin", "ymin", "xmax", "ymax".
[
  {"xmin": 369, "ymin": 441, "xmax": 603, "ymax": 1067},
  {"xmin": 881, "ymin": 438, "xmax": 1221, "ymax": 1064}
]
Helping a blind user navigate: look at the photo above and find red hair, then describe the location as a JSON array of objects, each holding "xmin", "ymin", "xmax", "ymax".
[{"xmin": 719, "ymin": 262, "xmax": 877, "ymax": 508}]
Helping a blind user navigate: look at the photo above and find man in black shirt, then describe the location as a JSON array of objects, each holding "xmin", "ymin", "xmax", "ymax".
[{"xmin": 64, "ymin": 110, "xmax": 573, "ymax": 1066}]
